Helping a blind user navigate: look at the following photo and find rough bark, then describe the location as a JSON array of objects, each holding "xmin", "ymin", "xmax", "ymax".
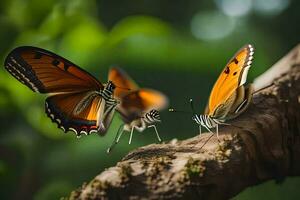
[{"xmin": 67, "ymin": 45, "xmax": 300, "ymax": 200}]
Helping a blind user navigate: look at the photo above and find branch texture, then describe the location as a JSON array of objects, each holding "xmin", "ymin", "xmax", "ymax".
[{"xmin": 68, "ymin": 45, "xmax": 300, "ymax": 200}]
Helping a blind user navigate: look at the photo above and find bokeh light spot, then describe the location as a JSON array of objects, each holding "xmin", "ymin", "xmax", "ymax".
[
  {"xmin": 215, "ymin": 0, "xmax": 252, "ymax": 17},
  {"xmin": 253, "ymin": 0, "xmax": 290, "ymax": 16},
  {"xmin": 191, "ymin": 11, "xmax": 236, "ymax": 41}
]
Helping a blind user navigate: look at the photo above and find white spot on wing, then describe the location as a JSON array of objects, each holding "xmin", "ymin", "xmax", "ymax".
[
  {"xmin": 60, "ymin": 126, "xmax": 66, "ymax": 132},
  {"xmin": 80, "ymin": 130, "xmax": 88, "ymax": 135},
  {"xmin": 69, "ymin": 128, "xmax": 78, "ymax": 135},
  {"xmin": 239, "ymin": 44, "xmax": 254, "ymax": 86},
  {"xmin": 89, "ymin": 130, "xmax": 98, "ymax": 134},
  {"xmin": 240, "ymin": 66, "xmax": 250, "ymax": 86}
]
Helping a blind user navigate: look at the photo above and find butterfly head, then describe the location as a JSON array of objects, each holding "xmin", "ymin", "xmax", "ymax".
[
  {"xmin": 149, "ymin": 109, "xmax": 161, "ymax": 122},
  {"xmin": 106, "ymin": 81, "xmax": 116, "ymax": 92}
]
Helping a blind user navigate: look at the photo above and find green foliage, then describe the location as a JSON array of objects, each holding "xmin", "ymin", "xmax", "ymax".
[
  {"xmin": 232, "ymin": 178, "xmax": 300, "ymax": 200},
  {"xmin": 34, "ymin": 180, "xmax": 74, "ymax": 200}
]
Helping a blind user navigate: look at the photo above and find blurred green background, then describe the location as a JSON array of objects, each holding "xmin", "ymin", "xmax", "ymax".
[{"xmin": 0, "ymin": 0, "xmax": 299, "ymax": 199}]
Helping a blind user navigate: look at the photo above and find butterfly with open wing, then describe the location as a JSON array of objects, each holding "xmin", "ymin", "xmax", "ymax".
[
  {"xmin": 170, "ymin": 44, "xmax": 254, "ymax": 137},
  {"xmin": 107, "ymin": 67, "xmax": 168, "ymax": 153},
  {"xmin": 4, "ymin": 46, "xmax": 119, "ymax": 137}
]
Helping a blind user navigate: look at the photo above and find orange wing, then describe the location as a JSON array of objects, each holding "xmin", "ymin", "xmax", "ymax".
[
  {"xmin": 4, "ymin": 46, "xmax": 103, "ymax": 93},
  {"xmin": 207, "ymin": 44, "xmax": 254, "ymax": 116},
  {"xmin": 108, "ymin": 67, "xmax": 139, "ymax": 99},
  {"xmin": 118, "ymin": 89, "xmax": 168, "ymax": 121},
  {"xmin": 109, "ymin": 67, "xmax": 168, "ymax": 122},
  {"xmin": 46, "ymin": 92, "xmax": 102, "ymax": 136}
]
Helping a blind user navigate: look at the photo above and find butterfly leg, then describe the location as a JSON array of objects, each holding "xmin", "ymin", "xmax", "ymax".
[
  {"xmin": 148, "ymin": 125, "xmax": 162, "ymax": 142},
  {"xmin": 129, "ymin": 126, "xmax": 136, "ymax": 144},
  {"xmin": 198, "ymin": 126, "xmax": 215, "ymax": 150},
  {"xmin": 219, "ymin": 122, "xmax": 230, "ymax": 126},
  {"xmin": 199, "ymin": 125, "xmax": 202, "ymax": 136},
  {"xmin": 106, "ymin": 124, "xmax": 125, "ymax": 153},
  {"xmin": 116, "ymin": 128, "xmax": 125, "ymax": 143},
  {"xmin": 203, "ymin": 125, "xmax": 214, "ymax": 134}
]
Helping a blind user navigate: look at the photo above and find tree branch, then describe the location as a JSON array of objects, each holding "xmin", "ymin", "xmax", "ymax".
[{"xmin": 68, "ymin": 45, "xmax": 300, "ymax": 200}]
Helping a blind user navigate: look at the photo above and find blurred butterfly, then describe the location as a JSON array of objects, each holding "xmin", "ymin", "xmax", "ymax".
[
  {"xmin": 107, "ymin": 67, "xmax": 168, "ymax": 153},
  {"xmin": 170, "ymin": 44, "xmax": 254, "ymax": 136},
  {"xmin": 4, "ymin": 46, "xmax": 119, "ymax": 137}
]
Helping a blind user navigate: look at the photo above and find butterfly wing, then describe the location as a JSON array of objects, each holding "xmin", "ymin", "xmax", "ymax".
[
  {"xmin": 4, "ymin": 46, "xmax": 116, "ymax": 136},
  {"xmin": 46, "ymin": 91, "xmax": 102, "ymax": 136},
  {"xmin": 108, "ymin": 67, "xmax": 139, "ymax": 99},
  {"xmin": 226, "ymin": 84, "xmax": 254, "ymax": 120},
  {"xmin": 47, "ymin": 90, "xmax": 116, "ymax": 136},
  {"xmin": 108, "ymin": 67, "xmax": 168, "ymax": 123},
  {"xmin": 4, "ymin": 46, "xmax": 103, "ymax": 93},
  {"xmin": 206, "ymin": 44, "xmax": 254, "ymax": 118},
  {"xmin": 118, "ymin": 89, "xmax": 168, "ymax": 122}
]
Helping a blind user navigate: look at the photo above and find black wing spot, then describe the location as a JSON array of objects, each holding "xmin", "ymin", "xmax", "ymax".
[
  {"xmin": 233, "ymin": 58, "xmax": 238, "ymax": 64},
  {"xmin": 52, "ymin": 59, "xmax": 60, "ymax": 66},
  {"xmin": 64, "ymin": 63, "xmax": 71, "ymax": 71},
  {"xmin": 233, "ymin": 72, "xmax": 237, "ymax": 76},
  {"xmin": 34, "ymin": 52, "xmax": 42, "ymax": 59},
  {"xmin": 224, "ymin": 67, "xmax": 230, "ymax": 74}
]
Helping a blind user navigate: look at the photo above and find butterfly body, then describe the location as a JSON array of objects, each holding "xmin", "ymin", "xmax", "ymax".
[
  {"xmin": 122, "ymin": 109, "xmax": 161, "ymax": 132},
  {"xmin": 95, "ymin": 81, "xmax": 119, "ymax": 134},
  {"xmin": 4, "ymin": 46, "xmax": 118, "ymax": 136},
  {"xmin": 106, "ymin": 67, "xmax": 168, "ymax": 153},
  {"xmin": 120, "ymin": 109, "xmax": 162, "ymax": 144},
  {"xmin": 192, "ymin": 114, "xmax": 222, "ymax": 129}
]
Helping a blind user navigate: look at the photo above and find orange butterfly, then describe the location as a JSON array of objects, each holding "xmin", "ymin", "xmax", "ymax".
[
  {"xmin": 171, "ymin": 44, "xmax": 254, "ymax": 136},
  {"xmin": 107, "ymin": 67, "xmax": 168, "ymax": 153},
  {"xmin": 4, "ymin": 46, "xmax": 119, "ymax": 137}
]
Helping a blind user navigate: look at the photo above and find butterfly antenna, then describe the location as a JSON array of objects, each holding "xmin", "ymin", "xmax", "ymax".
[
  {"xmin": 115, "ymin": 85, "xmax": 131, "ymax": 91},
  {"xmin": 189, "ymin": 98, "xmax": 196, "ymax": 115},
  {"xmin": 168, "ymin": 108, "xmax": 192, "ymax": 114},
  {"xmin": 253, "ymin": 83, "xmax": 274, "ymax": 94}
]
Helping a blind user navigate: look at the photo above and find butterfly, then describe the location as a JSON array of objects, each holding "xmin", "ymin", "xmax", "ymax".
[
  {"xmin": 106, "ymin": 67, "xmax": 168, "ymax": 153},
  {"xmin": 4, "ymin": 46, "xmax": 119, "ymax": 137},
  {"xmin": 170, "ymin": 44, "xmax": 254, "ymax": 136}
]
